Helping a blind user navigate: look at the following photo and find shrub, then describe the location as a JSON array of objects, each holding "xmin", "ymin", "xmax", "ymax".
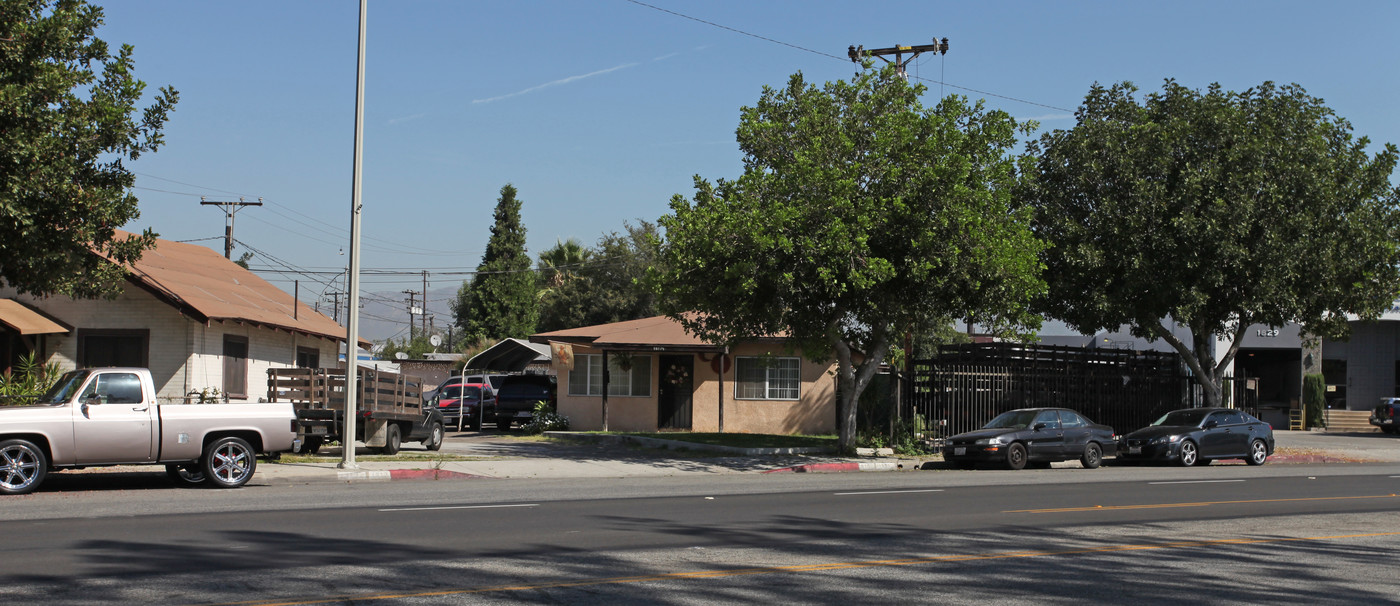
[
  {"xmin": 522, "ymin": 399, "xmax": 570, "ymax": 434},
  {"xmin": 1303, "ymin": 373, "xmax": 1326, "ymax": 429}
]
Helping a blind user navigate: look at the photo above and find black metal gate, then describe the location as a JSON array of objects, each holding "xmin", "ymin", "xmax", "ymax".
[{"xmin": 905, "ymin": 343, "xmax": 1239, "ymax": 438}]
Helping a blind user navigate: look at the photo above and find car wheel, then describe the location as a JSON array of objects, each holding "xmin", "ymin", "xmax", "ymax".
[
  {"xmin": 380, "ymin": 424, "xmax": 402, "ymax": 456},
  {"xmin": 1005, "ymin": 443, "xmax": 1028, "ymax": 470},
  {"xmin": 165, "ymin": 463, "xmax": 206, "ymax": 486},
  {"xmin": 1245, "ymin": 438, "xmax": 1268, "ymax": 466},
  {"xmin": 1178, "ymin": 440, "xmax": 1199, "ymax": 467},
  {"xmin": 420, "ymin": 422, "xmax": 442, "ymax": 450},
  {"xmin": 202, "ymin": 436, "xmax": 257, "ymax": 489},
  {"xmin": 1081, "ymin": 442, "xmax": 1103, "ymax": 469},
  {"xmin": 497, "ymin": 418, "xmax": 513, "ymax": 431},
  {"xmin": 468, "ymin": 417, "xmax": 482, "ymax": 432},
  {"xmin": 0, "ymin": 439, "xmax": 48, "ymax": 496}
]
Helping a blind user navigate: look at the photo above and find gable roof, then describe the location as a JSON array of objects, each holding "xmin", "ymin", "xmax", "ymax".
[
  {"xmin": 531, "ymin": 315, "xmax": 786, "ymax": 352},
  {"xmin": 117, "ymin": 232, "xmax": 352, "ymax": 343}
]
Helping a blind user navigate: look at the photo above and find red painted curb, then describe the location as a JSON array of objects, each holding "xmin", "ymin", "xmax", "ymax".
[
  {"xmin": 762, "ymin": 462, "xmax": 862, "ymax": 474},
  {"xmin": 388, "ymin": 469, "xmax": 482, "ymax": 481}
]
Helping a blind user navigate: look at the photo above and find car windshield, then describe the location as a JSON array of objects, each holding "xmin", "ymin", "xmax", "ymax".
[
  {"xmin": 37, "ymin": 370, "xmax": 91, "ymax": 405},
  {"xmin": 983, "ymin": 410, "xmax": 1039, "ymax": 430},
  {"xmin": 1153, "ymin": 409, "xmax": 1211, "ymax": 427},
  {"xmin": 439, "ymin": 385, "xmax": 482, "ymax": 400}
]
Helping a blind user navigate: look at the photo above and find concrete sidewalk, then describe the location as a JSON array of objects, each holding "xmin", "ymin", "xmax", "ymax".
[{"xmin": 253, "ymin": 430, "xmax": 1400, "ymax": 485}]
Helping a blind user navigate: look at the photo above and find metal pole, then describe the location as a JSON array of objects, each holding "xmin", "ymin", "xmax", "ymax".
[{"xmin": 340, "ymin": 0, "xmax": 367, "ymax": 470}]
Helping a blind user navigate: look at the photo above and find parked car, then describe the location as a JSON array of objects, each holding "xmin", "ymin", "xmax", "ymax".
[
  {"xmin": 941, "ymin": 408, "xmax": 1118, "ymax": 470},
  {"xmin": 433, "ymin": 382, "xmax": 496, "ymax": 431},
  {"xmin": 1119, "ymin": 407, "xmax": 1274, "ymax": 466},
  {"xmin": 1371, "ymin": 398, "xmax": 1400, "ymax": 434},
  {"xmin": 494, "ymin": 374, "xmax": 556, "ymax": 430},
  {"xmin": 424, "ymin": 373, "xmax": 508, "ymax": 402}
]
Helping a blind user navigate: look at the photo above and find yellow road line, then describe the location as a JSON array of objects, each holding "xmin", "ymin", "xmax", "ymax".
[
  {"xmin": 1005, "ymin": 493, "xmax": 1400, "ymax": 513},
  {"xmin": 205, "ymin": 530, "xmax": 1400, "ymax": 606}
]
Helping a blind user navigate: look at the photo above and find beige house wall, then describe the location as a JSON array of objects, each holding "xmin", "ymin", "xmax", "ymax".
[{"xmin": 553, "ymin": 341, "xmax": 836, "ymax": 435}]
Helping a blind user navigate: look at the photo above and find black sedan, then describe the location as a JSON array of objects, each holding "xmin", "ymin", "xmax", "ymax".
[
  {"xmin": 1119, "ymin": 407, "xmax": 1274, "ymax": 466},
  {"xmin": 942, "ymin": 408, "xmax": 1118, "ymax": 470}
]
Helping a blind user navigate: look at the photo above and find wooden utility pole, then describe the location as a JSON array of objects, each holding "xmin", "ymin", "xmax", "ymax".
[
  {"xmin": 403, "ymin": 289, "xmax": 421, "ymax": 339},
  {"xmin": 848, "ymin": 38, "xmax": 949, "ymax": 78},
  {"xmin": 200, "ymin": 197, "xmax": 263, "ymax": 259}
]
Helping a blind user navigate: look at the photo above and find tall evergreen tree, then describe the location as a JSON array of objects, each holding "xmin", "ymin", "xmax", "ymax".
[{"xmin": 453, "ymin": 184, "xmax": 537, "ymax": 343}]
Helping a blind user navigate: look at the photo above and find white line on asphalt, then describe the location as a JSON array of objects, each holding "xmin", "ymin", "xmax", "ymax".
[
  {"xmin": 379, "ymin": 504, "xmax": 539, "ymax": 512},
  {"xmin": 834, "ymin": 489, "xmax": 945, "ymax": 496},
  {"xmin": 1148, "ymin": 480, "xmax": 1246, "ymax": 485}
]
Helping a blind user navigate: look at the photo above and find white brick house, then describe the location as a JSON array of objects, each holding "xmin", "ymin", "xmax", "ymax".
[{"xmin": 0, "ymin": 234, "xmax": 355, "ymax": 402}]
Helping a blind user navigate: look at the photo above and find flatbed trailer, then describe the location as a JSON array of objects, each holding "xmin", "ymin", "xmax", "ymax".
[{"xmin": 267, "ymin": 367, "xmax": 444, "ymax": 454}]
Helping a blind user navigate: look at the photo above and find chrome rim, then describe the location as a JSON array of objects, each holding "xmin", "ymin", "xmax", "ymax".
[
  {"xmin": 1251, "ymin": 441, "xmax": 1267, "ymax": 463},
  {"xmin": 0, "ymin": 444, "xmax": 41, "ymax": 492},
  {"xmin": 210, "ymin": 442, "xmax": 253, "ymax": 484},
  {"xmin": 1181, "ymin": 442, "xmax": 1197, "ymax": 466}
]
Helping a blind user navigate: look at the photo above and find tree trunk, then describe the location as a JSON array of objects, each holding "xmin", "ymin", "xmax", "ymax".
[{"xmin": 832, "ymin": 327, "xmax": 892, "ymax": 451}]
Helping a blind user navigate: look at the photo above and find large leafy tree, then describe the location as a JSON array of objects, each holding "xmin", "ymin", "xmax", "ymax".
[
  {"xmin": 537, "ymin": 221, "xmax": 661, "ymax": 332},
  {"xmin": 656, "ymin": 65, "xmax": 1045, "ymax": 448},
  {"xmin": 453, "ymin": 184, "xmax": 537, "ymax": 343},
  {"xmin": 1030, "ymin": 80, "xmax": 1400, "ymax": 407},
  {"xmin": 0, "ymin": 0, "xmax": 177, "ymax": 298}
]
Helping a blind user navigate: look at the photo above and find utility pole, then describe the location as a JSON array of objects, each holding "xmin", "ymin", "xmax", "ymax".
[
  {"xmin": 421, "ymin": 270, "xmax": 429, "ymax": 337},
  {"xmin": 848, "ymin": 37, "xmax": 949, "ymax": 78},
  {"xmin": 403, "ymin": 289, "xmax": 422, "ymax": 340},
  {"xmin": 200, "ymin": 196, "xmax": 263, "ymax": 259}
]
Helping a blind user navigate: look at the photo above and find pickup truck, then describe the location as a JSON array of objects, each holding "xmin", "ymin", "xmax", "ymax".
[{"xmin": 0, "ymin": 367, "xmax": 296, "ymax": 495}]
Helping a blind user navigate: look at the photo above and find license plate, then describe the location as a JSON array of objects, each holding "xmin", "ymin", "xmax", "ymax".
[
  {"xmin": 1129, "ymin": 446, "xmax": 1141, "ymax": 454},
  {"xmin": 311, "ymin": 426, "xmax": 327, "ymax": 435},
  {"xmin": 953, "ymin": 447, "xmax": 965, "ymax": 456}
]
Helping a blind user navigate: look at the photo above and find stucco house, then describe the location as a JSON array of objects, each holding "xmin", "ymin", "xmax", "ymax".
[
  {"xmin": 531, "ymin": 316, "xmax": 837, "ymax": 434},
  {"xmin": 0, "ymin": 234, "xmax": 354, "ymax": 402}
]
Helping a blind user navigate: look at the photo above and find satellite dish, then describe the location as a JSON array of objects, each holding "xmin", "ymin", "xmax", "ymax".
[
  {"xmin": 430, "ymin": 335, "xmax": 442, "ymax": 347},
  {"xmin": 395, "ymin": 352, "xmax": 408, "ymax": 360}
]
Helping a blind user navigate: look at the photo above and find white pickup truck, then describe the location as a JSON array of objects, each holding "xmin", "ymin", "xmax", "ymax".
[{"xmin": 0, "ymin": 367, "xmax": 297, "ymax": 495}]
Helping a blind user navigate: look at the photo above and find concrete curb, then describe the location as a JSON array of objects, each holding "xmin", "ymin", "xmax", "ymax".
[
  {"xmin": 335, "ymin": 470, "xmax": 392, "ymax": 482},
  {"xmin": 762, "ymin": 461, "xmax": 900, "ymax": 474},
  {"xmin": 546, "ymin": 431, "xmax": 835, "ymax": 456}
]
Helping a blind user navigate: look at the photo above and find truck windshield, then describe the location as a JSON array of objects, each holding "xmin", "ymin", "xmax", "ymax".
[{"xmin": 38, "ymin": 370, "xmax": 91, "ymax": 405}]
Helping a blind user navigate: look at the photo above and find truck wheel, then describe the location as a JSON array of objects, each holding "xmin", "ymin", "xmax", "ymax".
[
  {"xmin": 202, "ymin": 436, "xmax": 257, "ymax": 489},
  {"xmin": 380, "ymin": 424, "xmax": 402, "ymax": 455},
  {"xmin": 0, "ymin": 439, "xmax": 47, "ymax": 496},
  {"xmin": 165, "ymin": 463, "xmax": 207, "ymax": 487},
  {"xmin": 468, "ymin": 416, "xmax": 482, "ymax": 432},
  {"xmin": 497, "ymin": 418, "xmax": 512, "ymax": 431},
  {"xmin": 423, "ymin": 422, "xmax": 445, "ymax": 452}
]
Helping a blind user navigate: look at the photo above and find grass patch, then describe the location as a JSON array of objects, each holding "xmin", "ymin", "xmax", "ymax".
[{"xmin": 604, "ymin": 432, "xmax": 837, "ymax": 449}]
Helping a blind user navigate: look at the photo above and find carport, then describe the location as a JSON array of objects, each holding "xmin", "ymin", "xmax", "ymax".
[{"xmin": 466, "ymin": 338, "xmax": 551, "ymax": 372}]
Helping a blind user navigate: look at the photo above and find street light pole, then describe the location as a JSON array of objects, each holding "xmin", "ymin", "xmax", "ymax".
[{"xmin": 341, "ymin": 0, "xmax": 368, "ymax": 470}]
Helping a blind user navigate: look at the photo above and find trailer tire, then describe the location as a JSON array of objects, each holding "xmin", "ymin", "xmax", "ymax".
[
  {"xmin": 302, "ymin": 437, "xmax": 324, "ymax": 454},
  {"xmin": 380, "ymin": 424, "xmax": 402, "ymax": 455},
  {"xmin": 423, "ymin": 422, "xmax": 445, "ymax": 451},
  {"xmin": 0, "ymin": 439, "xmax": 48, "ymax": 496},
  {"xmin": 165, "ymin": 463, "xmax": 207, "ymax": 486},
  {"xmin": 202, "ymin": 436, "xmax": 257, "ymax": 489}
]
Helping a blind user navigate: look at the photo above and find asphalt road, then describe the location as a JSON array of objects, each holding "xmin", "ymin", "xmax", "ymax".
[{"xmin": 3, "ymin": 465, "xmax": 1399, "ymax": 605}]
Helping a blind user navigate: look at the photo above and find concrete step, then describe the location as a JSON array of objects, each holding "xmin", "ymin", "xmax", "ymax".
[{"xmin": 1324, "ymin": 410, "xmax": 1379, "ymax": 433}]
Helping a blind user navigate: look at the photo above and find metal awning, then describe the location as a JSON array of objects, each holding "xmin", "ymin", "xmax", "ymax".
[
  {"xmin": 0, "ymin": 299, "xmax": 70, "ymax": 335},
  {"xmin": 465, "ymin": 338, "xmax": 551, "ymax": 371}
]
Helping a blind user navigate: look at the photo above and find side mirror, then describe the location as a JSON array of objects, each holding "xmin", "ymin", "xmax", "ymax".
[
  {"xmin": 1033, "ymin": 423, "xmax": 1047, "ymax": 431},
  {"xmin": 1204, "ymin": 420, "xmax": 1218, "ymax": 429}
]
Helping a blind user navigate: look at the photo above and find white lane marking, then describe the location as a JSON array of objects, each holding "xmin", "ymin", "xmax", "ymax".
[
  {"xmin": 834, "ymin": 489, "xmax": 945, "ymax": 496},
  {"xmin": 380, "ymin": 504, "xmax": 539, "ymax": 512},
  {"xmin": 1148, "ymin": 480, "xmax": 1246, "ymax": 485}
]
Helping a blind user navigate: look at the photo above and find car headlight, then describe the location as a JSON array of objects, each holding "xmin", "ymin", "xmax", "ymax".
[
  {"xmin": 974, "ymin": 436, "xmax": 1007, "ymax": 445},
  {"xmin": 1149, "ymin": 435, "xmax": 1180, "ymax": 445}
]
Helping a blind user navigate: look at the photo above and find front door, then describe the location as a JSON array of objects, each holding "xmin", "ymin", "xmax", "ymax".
[
  {"xmin": 72, "ymin": 372, "xmax": 156, "ymax": 464},
  {"xmin": 658, "ymin": 355, "xmax": 693, "ymax": 430}
]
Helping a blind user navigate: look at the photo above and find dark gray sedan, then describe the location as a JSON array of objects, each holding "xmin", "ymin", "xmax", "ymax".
[
  {"xmin": 1118, "ymin": 407, "xmax": 1274, "ymax": 466},
  {"xmin": 942, "ymin": 408, "xmax": 1118, "ymax": 470}
]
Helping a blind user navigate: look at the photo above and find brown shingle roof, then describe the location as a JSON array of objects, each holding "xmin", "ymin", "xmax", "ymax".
[
  {"xmin": 117, "ymin": 232, "xmax": 351, "ymax": 343},
  {"xmin": 532, "ymin": 315, "xmax": 717, "ymax": 350}
]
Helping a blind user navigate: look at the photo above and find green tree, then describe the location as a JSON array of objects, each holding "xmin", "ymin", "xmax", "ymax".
[
  {"xmin": 1030, "ymin": 80, "xmax": 1400, "ymax": 408},
  {"xmin": 537, "ymin": 221, "xmax": 662, "ymax": 332},
  {"xmin": 656, "ymin": 65, "xmax": 1045, "ymax": 449},
  {"xmin": 453, "ymin": 184, "xmax": 537, "ymax": 343},
  {"xmin": 0, "ymin": 0, "xmax": 178, "ymax": 298}
]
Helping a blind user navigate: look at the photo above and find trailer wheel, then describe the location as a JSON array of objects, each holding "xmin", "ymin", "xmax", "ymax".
[
  {"xmin": 380, "ymin": 424, "xmax": 402, "ymax": 455},
  {"xmin": 202, "ymin": 436, "xmax": 257, "ymax": 489},
  {"xmin": 0, "ymin": 439, "xmax": 48, "ymax": 496},
  {"xmin": 301, "ymin": 437, "xmax": 324, "ymax": 454},
  {"xmin": 423, "ymin": 422, "xmax": 445, "ymax": 452},
  {"xmin": 165, "ymin": 463, "xmax": 207, "ymax": 487}
]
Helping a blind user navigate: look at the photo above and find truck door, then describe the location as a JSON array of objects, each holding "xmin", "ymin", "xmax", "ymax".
[{"xmin": 72, "ymin": 372, "xmax": 157, "ymax": 464}]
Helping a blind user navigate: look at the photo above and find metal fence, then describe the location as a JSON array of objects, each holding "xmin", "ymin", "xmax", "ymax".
[{"xmin": 905, "ymin": 343, "xmax": 1254, "ymax": 439}]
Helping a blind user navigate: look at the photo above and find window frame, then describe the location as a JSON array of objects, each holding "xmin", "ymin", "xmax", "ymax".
[
  {"xmin": 733, "ymin": 356, "xmax": 802, "ymax": 401},
  {"xmin": 223, "ymin": 335, "xmax": 249, "ymax": 399},
  {"xmin": 568, "ymin": 354, "xmax": 652, "ymax": 397}
]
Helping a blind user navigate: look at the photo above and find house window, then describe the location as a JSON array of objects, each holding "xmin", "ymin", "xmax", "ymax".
[
  {"xmin": 735, "ymin": 356, "xmax": 800, "ymax": 400},
  {"xmin": 223, "ymin": 335, "xmax": 249, "ymax": 399},
  {"xmin": 77, "ymin": 329, "xmax": 149, "ymax": 368},
  {"xmin": 296, "ymin": 346, "xmax": 320, "ymax": 369},
  {"xmin": 568, "ymin": 354, "xmax": 651, "ymax": 397}
]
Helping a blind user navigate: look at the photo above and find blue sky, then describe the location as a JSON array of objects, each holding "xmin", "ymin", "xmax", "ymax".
[{"xmin": 95, "ymin": 1, "xmax": 1400, "ymax": 339}]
